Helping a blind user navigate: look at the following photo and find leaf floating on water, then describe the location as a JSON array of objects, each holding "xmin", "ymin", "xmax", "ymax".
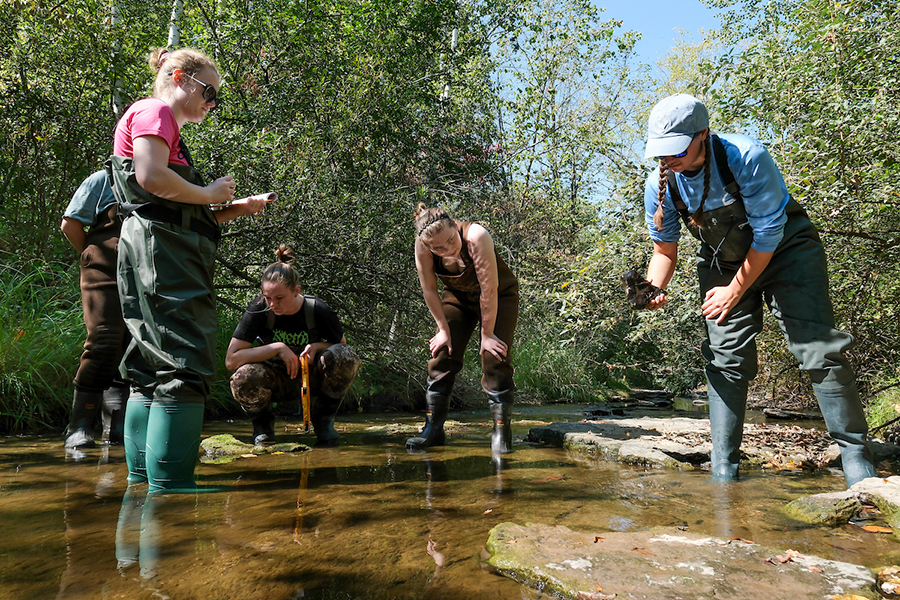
[
  {"xmin": 483, "ymin": 509, "xmax": 493, "ymax": 515},
  {"xmin": 631, "ymin": 547, "xmax": 653, "ymax": 556},
  {"xmin": 730, "ymin": 537, "xmax": 755, "ymax": 544},
  {"xmin": 808, "ymin": 566, "xmax": 823, "ymax": 573},
  {"xmin": 860, "ymin": 525, "xmax": 893, "ymax": 534},
  {"xmin": 240, "ymin": 454, "xmax": 257, "ymax": 458}
]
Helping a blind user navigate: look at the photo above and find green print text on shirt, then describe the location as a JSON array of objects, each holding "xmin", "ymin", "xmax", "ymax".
[{"xmin": 273, "ymin": 329, "xmax": 309, "ymax": 347}]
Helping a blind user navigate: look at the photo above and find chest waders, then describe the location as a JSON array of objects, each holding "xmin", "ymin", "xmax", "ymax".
[
  {"xmin": 668, "ymin": 138, "xmax": 875, "ymax": 487},
  {"xmin": 65, "ymin": 204, "xmax": 129, "ymax": 450},
  {"xmin": 407, "ymin": 223, "xmax": 519, "ymax": 455},
  {"xmin": 107, "ymin": 155, "xmax": 224, "ymax": 492}
]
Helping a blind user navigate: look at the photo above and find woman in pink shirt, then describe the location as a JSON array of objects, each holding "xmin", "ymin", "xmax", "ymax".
[{"xmin": 108, "ymin": 47, "xmax": 265, "ymax": 492}]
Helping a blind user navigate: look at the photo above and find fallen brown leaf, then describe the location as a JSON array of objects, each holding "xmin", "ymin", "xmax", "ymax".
[
  {"xmin": 631, "ymin": 547, "xmax": 653, "ymax": 556},
  {"xmin": 483, "ymin": 509, "xmax": 493, "ymax": 515},
  {"xmin": 593, "ymin": 536, "xmax": 603, "ymax": 543},
  {"xmin": 808, "ymin": 566, "xmax": 823, "ymax": 573},
  {"xmin": 774, "ymin": 554, "xmax": 792, "ymax": 563},
  {"xmin": 861, "ymin": 525, "xmax": 893, "ymax": 534}
]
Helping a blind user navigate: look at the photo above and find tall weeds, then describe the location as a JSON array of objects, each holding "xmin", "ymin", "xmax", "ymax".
[{"xmin": 0, "ymin": 258, "xmax": 83, "ymax": 433}]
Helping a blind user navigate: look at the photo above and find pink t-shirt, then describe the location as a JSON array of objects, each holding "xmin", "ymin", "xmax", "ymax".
[{"xmin": 113, "ymin": 98, "xmax": 189, "ymax": 166}]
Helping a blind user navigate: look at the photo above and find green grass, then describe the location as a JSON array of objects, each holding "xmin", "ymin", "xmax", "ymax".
[{"xmin": 0, "ymin": 259, "xmax": 84, "ymax": 433}]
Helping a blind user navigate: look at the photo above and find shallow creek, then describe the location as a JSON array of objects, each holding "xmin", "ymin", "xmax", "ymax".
[{"xmin": 1, "ymin": 404, "xmax": 897, "ymax": 600}]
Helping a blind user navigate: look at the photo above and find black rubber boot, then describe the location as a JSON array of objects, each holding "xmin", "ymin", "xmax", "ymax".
[
  {"xmin": 311, "ymin": 395, "xmax": 342, "ymax": 447},
  {"xmin": 64, "ymin": 389, "xmax": 103, "ymax": 449},
  {"xmin": 487, "ymin": 389, "xmax": 514, "ymax": 455},
  {"xmin": 813, "ymin": 381, "xmax": 877, "ymax": 487},
  {"xmin": 102, "ymin": 384, "xmax": 128, "ymax": 445},
  {"xmin": 251, "ymin": 409, "xmax": 276, "ymax": 446},
  {"xmin": 407, "ymin": 381, "xmax": 452, "ymax": 450}
]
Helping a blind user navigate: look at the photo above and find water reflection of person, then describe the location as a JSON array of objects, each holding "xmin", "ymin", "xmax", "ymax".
[
  {"xmin": 225, "ymin": 245, "xmax": 361, "ymax": 446},
  {"xmin": 56, "ymin": 451, "xmax": 121, "ymax": 598},
  {"xmin": 108, "ymin": 47, "xmax": 266, "ymax": 492},
  {"xmin": 640, "ymin": 94, "xmax": 875, "ymax": 488},
  {"xmin": 408, "ymin": 204, "xmax": 519, "ymax": 454}
]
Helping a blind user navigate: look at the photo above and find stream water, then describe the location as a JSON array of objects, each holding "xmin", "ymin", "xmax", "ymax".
[{"xmin": 1, "ymin": 403, "xmax": 897, "ymax": 600}]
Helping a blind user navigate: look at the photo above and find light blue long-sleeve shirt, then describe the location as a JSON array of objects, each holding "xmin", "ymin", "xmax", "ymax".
[
  {"xmin": 63, "ymin": 170, "xmax": 116, "ymax": 227},
  {"xmin": 643, "ymin": 133, "xmax": 791, "ymax": 254}
]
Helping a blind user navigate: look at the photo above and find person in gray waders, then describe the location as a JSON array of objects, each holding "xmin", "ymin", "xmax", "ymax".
[
  {"xmin": 225, "ymin": 245, "xmax": 360, "ymax": 447},
  {"xmin": 640, "ymin": 93, "xmax": 876, "ymax": 488},
  {"xmin": 60, "ymin": 170, "xmax": 129, "ymax": 450},
  {"xmin": 409, "ymin": 203, "xmax": 519, "ymax": 455},
  {"xmin": 107, "ymin": 47, "xmax": 266, "ymax": 493}
]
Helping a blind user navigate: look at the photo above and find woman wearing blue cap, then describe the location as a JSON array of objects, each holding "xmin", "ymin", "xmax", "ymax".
[{"xmin": 641, "ymin": 93, "xmax": 875, "ymax": 488}]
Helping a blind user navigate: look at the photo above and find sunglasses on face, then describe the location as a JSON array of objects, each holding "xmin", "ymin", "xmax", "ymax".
[
  {"xmin": 656, "ymin": 134, "xmax": 698, "ymax": 161},
  {"xmin": 186, "ymin": 73, "xmax": 218, "ymax": 103}
]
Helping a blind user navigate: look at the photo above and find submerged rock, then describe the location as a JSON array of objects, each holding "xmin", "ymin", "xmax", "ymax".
[
  {"xmin": 199, "ymin": 433, "xmax": 310, "ymax": 464},
  {"xmin": 484, "ymin": 522, "xmax": 877, "ymax": 600}
]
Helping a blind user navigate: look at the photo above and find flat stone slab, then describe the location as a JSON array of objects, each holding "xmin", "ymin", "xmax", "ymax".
[
  {"xmin": 485, "ymin": 522, "xmax": 877, "ymax": 599},
  {"xmin": 199, "ymin": 434, "xmax": 310, "ymax": 464},
  {"xmin": 527, "ymin": 417, "xmax": 900, "ymax": 474},
  {"xmin": 786, "ymin": 476, "xmax": 900, "ymax": 533}
]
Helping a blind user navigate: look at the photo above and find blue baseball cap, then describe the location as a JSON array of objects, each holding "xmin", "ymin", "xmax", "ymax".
[{"xmin": 644, "ymin": 94, "xmax": 709, "ymax": 160}]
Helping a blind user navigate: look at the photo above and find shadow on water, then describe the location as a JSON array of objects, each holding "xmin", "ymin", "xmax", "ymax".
[{"xmin": 1, "ymin": 405, "xmax": 898, "ymax": 600}]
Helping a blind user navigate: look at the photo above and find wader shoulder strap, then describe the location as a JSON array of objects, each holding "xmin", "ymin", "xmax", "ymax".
[
  {"xmin": 304, "ymin": 295, "xmax": 318, "ymax": 340},
  {"xmin": 666, "ymin": 134, "xmax": 742, "ymax": 227}
]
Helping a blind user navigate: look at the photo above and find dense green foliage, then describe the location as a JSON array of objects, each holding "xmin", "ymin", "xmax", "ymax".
[{"xmin": 1, "ymin": 0, "xmax": 898, "ymax": 432}]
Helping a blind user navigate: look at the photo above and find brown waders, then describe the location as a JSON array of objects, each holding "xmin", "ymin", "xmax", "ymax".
[
  {"xmin": 407, "ymin": 222, "xmax": 519, "ymax": 453},
  {"xmin": 66, "ymin": 204, "xmax": 129, "ymax": 449}
]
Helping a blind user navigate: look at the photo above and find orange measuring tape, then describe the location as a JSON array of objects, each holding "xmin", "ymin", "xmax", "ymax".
[{"xmin": 300, "ymin": 355, "xmax": 312, "ymax": 433}]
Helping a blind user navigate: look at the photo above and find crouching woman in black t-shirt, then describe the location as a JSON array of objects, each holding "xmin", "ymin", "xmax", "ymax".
[{"xmin": 225, "ymin": 245, "xmax": 361, "ymax": 446}]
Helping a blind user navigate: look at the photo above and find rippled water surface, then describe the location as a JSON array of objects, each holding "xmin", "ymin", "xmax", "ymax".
[{"xmin": 1, "ymin": 404, "xmax": 896, "ymax": 600}]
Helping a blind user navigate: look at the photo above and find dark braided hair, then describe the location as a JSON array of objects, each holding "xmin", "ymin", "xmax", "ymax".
[
  {"xmin": 653, "ymin": 162, "xmax": 669, "ymax": 231},
  {"xmin": 414, "ymin": 203, "xmax": 454, "ymax": 240},
  {"xmin": 652, "ymin": 136, "xmax": 713, "ymax": 231}
]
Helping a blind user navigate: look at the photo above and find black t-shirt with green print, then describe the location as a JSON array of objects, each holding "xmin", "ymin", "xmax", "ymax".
[{"xmin": 232, "ymin": 295, "xmax": 344, "ymax": 350}]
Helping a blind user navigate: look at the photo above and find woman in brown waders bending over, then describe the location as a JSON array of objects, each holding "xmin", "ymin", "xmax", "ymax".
[{"xmin": 408, "ymin": 204, "xmax": 519, "ymax": 454}]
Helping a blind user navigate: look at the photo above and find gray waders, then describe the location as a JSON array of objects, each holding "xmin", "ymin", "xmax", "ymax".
[{"xmin": 698, "ymin": 199, "xmax": 875, "ymax": 487}]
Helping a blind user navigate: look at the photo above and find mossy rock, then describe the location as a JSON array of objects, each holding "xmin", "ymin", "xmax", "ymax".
[{"xmin": 199, "ymin": 433, "xmax": 310, "ymax": 464}]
